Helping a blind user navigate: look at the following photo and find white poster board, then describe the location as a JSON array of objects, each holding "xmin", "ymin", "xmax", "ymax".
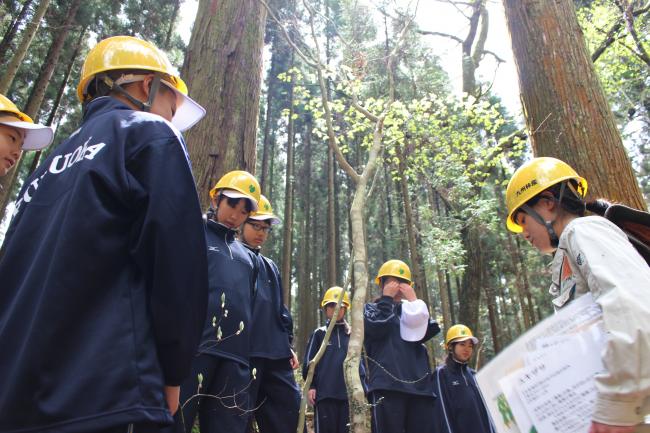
[{"xmin": 476, "ymin": 293, "xmax": 604, "ymax": 433}]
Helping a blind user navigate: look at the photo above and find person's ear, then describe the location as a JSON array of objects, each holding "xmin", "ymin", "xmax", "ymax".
[
  {"xmin": 541, "ymin": 193, "xmax": 557, "ymax": 212},
  {"xmin": 141, "ymin": 75, "xmax": 154, "ymax": 98}
]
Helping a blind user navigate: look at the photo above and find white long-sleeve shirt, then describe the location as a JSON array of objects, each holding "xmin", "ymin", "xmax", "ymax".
[{"xmin": 550, "ymin": 216, "xmax": 650, "ymax": 426}]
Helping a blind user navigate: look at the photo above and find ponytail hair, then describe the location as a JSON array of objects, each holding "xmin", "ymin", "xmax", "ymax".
[{"xmin": 585, "ymin": 198, "xmax": 612, "ymax": 216}]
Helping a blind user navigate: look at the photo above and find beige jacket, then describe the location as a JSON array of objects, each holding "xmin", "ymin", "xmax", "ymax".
[{"xmin": 550, "ymin": 216, "xmax": 650, "ymax": 426}]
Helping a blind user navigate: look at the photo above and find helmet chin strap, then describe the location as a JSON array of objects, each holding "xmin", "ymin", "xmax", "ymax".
[
  {"xmin": 520, "ymin": 182, "xmax": 568, "ymax": 250},
  {"xmin": 99, "ymin": 73, "xmax": 162, "ymax": 112}
]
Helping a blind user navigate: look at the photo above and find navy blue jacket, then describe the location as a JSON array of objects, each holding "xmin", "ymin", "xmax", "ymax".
[
  {"xmin": 363, "ymin": 296, "xmax": 440, "ymax": 397},
  {"xmin": 302, "ymin": 321, "xmax": 351, "ymax": 402},
  {"xmin": 199, "ymin": 221, "xmax": 256, "ymax": 366},
  {"xmin": 244, "ymin": 244, "xmax": 294, "ymax": 359},
  {"xmin": 0, "ymin": 97, "xmax": 208, "ymax": 433},
  {"xmin": 434, "ymin": 357, "xmax": 495, "ymax": 433}
]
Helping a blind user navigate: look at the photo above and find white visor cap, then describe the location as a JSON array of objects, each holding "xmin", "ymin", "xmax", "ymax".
[
  {"xmin": 399, "ymin": 299, "xmax": 430, "ymax": 342},
  {"xmin": 114, "ymin": 74, "xmax": 206, "ymax": 132},
  {"xmin": 163, "ymin": 81, "xmax": 206, "ymax": 132},
  {"xmin": 0, "ymin": 118, "xmax": 54, "ymax": 151},
  {"xmin": 248, "ymin": 214, "xmax": 281, "ymax": 225}
]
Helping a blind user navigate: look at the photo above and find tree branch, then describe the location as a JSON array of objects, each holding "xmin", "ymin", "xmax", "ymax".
[
  {"xmin": 259, "ymin": 0, "xmax": 318, "ymax": 68},
  {"xmin": 417, "ymin": 29, "xmax": 463, "ymax": 44},
  {"xmin": 591, "ymin": 0, "xmax": 650, "ymax": 62}
]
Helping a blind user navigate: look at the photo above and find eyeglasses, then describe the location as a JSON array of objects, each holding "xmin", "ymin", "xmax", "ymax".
[{"xmin": 247, "ymin": 222, "xmax": 272, "ymax": 233}]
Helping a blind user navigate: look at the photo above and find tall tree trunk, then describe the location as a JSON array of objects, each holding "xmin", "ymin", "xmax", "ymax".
[
  {"xmin": 503, "ymin": 0, "xmax": 647, "ymax": 210},
  {"xmin": 281, "ymin": 50, "xmax": 296, "ymax": 308},
  {"xmin": 0, "ymin": 0, "xmax": 82, "ymax": 222},
  {"xmin": 0, "ymin": 0, "xmax": 51, "ymax": 94},
  {"xmin": 428, "ymin": 187, "xmax": 452, "ymax": 329},
  {"xmin": 461, "ymin": 0, "xmax": 487, "ymax": 96},
  {"xmin": 324, "ymin": 0, "xmax": 337, "ymax": 287},
  {"xmin": 24, "ymin": 0, "xmax": 83, "ymax": 121},
  {"xmin": 260, "ymin": 25, "xmax": 284, "ymax": 192},
  {"xmin": 28, "ymin": 27, "xmax": 87, "ymax": 176},
  {"xmin": 0, "ymin": 0, "xmax": 34, "ymax": 66},
  {"xmin": 397, "ymin": 155, "xmax": 429, "ymax": 305},
  {"xmin": 181, "ymin": 0, "xmax": 265, "ymax": 207},
  {"xmin": 459, "ymin": 225, "xmax": 482, "ymax": 336},
  {"xmin": 327, "ymin": 147, "xmax": 337, "ymax": 287},
  {"xmin": 163, "ymin": 0, "xmax": 180, "ymax": 50},
  {"xmin": 494, "ymin": 175, "xmax": 534, "ymax": 328},
  {"xmin": 297, "ymin": 120, "xmax": 313, "ymax": 360},
  {"xmin": 484, "ymin": 284, "xmax": 501, "ymax": 354}
]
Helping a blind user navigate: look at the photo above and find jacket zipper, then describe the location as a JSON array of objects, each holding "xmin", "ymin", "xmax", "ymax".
[
  {"xmin": 460, "ymin": 365, "xmax": 469, "ymax": 386},
  {"xmin": 224, "ymin": 232, "xmax": 233, "ymax": 259}
]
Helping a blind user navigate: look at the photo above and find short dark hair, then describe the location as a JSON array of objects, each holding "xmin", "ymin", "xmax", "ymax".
[
  {"xmin": 217, "ymin": 194, "xmax": 253, "ymax": 213},
  {"xmin": 519, "ymin": 180, "xmax": 586, "ymax": 219},
  {"xmin": 85, "ymin": 69, "xmax": 170, "ymax": 100},
  {"xmin": 380, "ymin": 275, "xmax": 410, "ymax": 288}
]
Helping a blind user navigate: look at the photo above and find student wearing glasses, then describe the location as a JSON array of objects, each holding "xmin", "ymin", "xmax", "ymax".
[{"xmin": 240, "ymin": 195, "xmax": 302, "ymax": 433}]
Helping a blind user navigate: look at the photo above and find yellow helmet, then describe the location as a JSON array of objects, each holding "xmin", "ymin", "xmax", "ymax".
[
  {"xmin": 209, "ymin": 170, "xmax": 261, "ymax": 211},
  {"xmin": 77, "ymin": 36, "xmax": 205, "ymax": 131},
  {"xmin": 374, "ymin": 259, "xmax": 412, "ymax": 286},
  {"xmin": 505, "ymin": 157, "xmax": 587, "ymax": 233},
  {"xmin": 321, "ymin": 286, "xmax": 351, "ymax": 309},
  {"xmin": 444, "ymin": 324, "xmax": 478, "ymax": 349},
  {"xmin": 249, "ymin": 194, "xmax": 281, "ymax": 225},
  {"xmin": 0, "ymin": 94, "xmax": 54, "ymax": 150}
]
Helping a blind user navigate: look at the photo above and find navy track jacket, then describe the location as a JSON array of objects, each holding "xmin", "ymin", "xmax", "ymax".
[
  {"xmin": 434, "ymin": 357, "xmax": 495, "ymax": 433},
  {"xmin": 302, "ymin": 321, "xmax": 351, "ymax": 402},
  {"xmin": 0, "ymin": 97, "xmax": 209, "ymax": 433},
  {"xmin": 245, "ymin": 244, "xmax": 294, "ymax": 359},
  {"xmin": 199, "ymin": 221, "xmax": 257, "ymax": 366},
  {"xmin": 363, "ymin": 296, "xmax": 440, "ymax": 397}
]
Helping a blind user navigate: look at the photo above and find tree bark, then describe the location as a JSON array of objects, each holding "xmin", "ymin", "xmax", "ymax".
[
  {"xmin": 503, "ymin": 0, "xmax": 647, "ymax": 210},
  {"xmin": 0, "ymin": 0, "xmax": 51, "ymax": 94},
  {"xmin": 181, "ymin": 0, "xmax": 265, "ymax": 207},
  {"xmin": 0, "ymin": 0, "xmax": 34, "ymax": 66}
]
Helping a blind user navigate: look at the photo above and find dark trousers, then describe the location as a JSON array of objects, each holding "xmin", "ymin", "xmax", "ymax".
[
  {"xmin": 370, "ymin": 390, "xmax": 438, "ymax": 433},
  {"xmin": 314, "ymin": 398, "xmax": 349, "ymax": 433},
  {"xmin": 174, "ymin": 354, "xmax": 251, "ymax": 433},
  {"xmin": 95, "ymin": 424, "xmax": 165, "ymax": 433},
  {"xmin": 246, "ymin": 357, "xmax": 302, "ymax": 433}
]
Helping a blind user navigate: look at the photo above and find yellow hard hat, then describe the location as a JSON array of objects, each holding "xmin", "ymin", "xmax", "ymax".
[
  {"xmin": 321, "ymin": 286, "xmax": 351, "ymax": 309},
  {"xmin": 374, "ymin": 259, "xmax": 412, "ymax": 286},
  {"xmin": 0, "ymin": 94, "xmax": 54, "ymax": 150},
  {"xmin": 505, "ymin": 157, "xmax": 587, "ymax": 233},
  {"xmin": 209, "ymin": 170, "xmax": 261, "ymax": 211},
  {"xmin": 249, "ymin": 194, "xmax": 281, "ymax": 225},
  {"xmin": 444, "ymin": 324, "xmax": 478, "ymax": 349},
  {"xmin": 77, "ymin": 36, "xmax": 205, "ymax": 131}
]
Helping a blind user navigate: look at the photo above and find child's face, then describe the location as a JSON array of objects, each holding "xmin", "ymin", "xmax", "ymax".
[
  {"xmin": 0, "ymin": 123, "xmax": 24, "ymax": 176},
  {"xmin": 242, "ymin": 220, "xmax": 271, "ymax": 247},
  {"xmin": 452, "ymin": 339, "xmax": 474, "ymax": 363},
  {"xmin": 515, "ymin": 198, "xmax": 557, "ymax": 254},
  {"xmin": 213, "ymin": 196, "xmax": 250, "ymax": 229},
  {"xmin": 324, "ymin": 304, "xmax": 346, "ymax": 321}
]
